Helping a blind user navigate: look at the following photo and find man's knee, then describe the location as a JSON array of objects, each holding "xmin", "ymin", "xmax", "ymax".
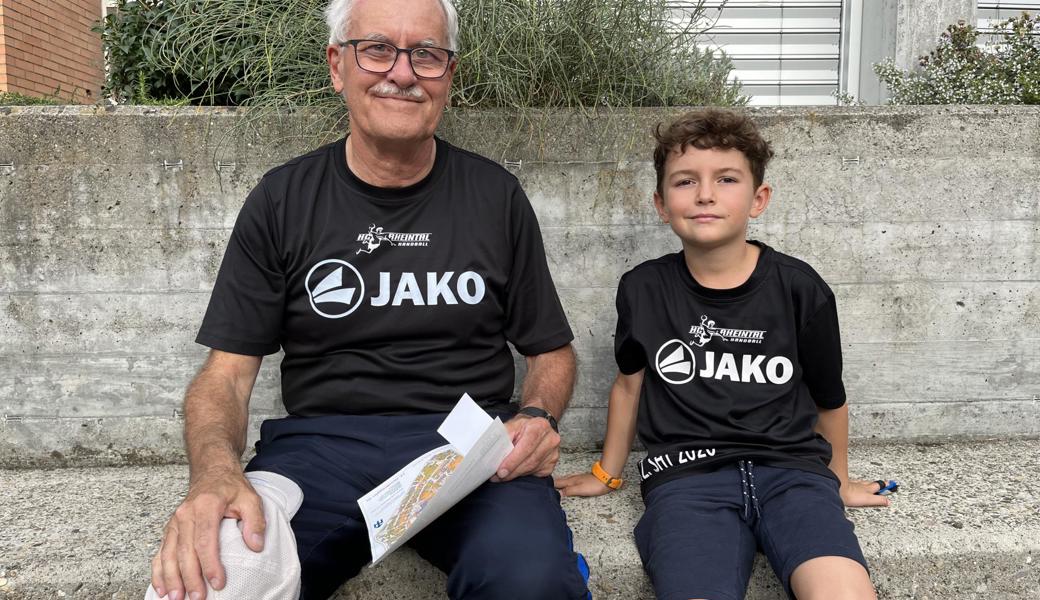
[
  {"xmin": 144, "ymin": 471, "xmax": 304, "ymax": 600},
  {"xmin": 453, "ymin": 548, "xmax": 588, "ymax": 600}
]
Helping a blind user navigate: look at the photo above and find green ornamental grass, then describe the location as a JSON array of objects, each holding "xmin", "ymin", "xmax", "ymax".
[{"xmin": 99, "ymin": 0, "xmax": 745, "ymax": 110}]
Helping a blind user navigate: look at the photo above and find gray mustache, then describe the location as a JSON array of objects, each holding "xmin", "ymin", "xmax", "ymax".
[{"xmin": 372, "ymin": 82, "xmax": 424, "ymax": 100}]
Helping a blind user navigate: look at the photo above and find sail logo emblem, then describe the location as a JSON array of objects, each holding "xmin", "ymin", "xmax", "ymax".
[
  {"xmin": 305, "ymin": 259, "xmax": 366, "ymax": 319},
  {"xmin": 655, "ymin": 339, "xmax": 696, "ymax": 385}
]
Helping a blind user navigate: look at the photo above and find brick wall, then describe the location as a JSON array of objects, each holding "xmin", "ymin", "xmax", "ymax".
[{"xmin": 0, "ymin": 0, "xmax": 103, "ymax": 102}]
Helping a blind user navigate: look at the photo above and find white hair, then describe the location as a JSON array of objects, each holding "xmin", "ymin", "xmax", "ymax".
[{"xmin": 325, "ymin": 0, "xmax": 459, "ymax": 51}]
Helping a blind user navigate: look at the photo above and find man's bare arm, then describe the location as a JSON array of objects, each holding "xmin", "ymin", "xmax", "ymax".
[
  {"xmin": 184, "ymin": 351, "xmax": 261, "ymax": 483},
  {"xmin": 520, "ymin": 342, "xmax": 576, "ymax": 419},
  {"xmin": 151, "ymin": 350, "xmax": 265, "ymax": 600},
  {"xmin": 496, "ymin": 343, "xmax": 576, "ymax": 481}
]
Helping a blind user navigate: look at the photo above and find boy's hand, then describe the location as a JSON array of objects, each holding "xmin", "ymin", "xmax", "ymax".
[
  {"xmin": 554, "ymin": 473, "xmax": 615, "ymax": 497},
  {"xmin": 841, "ymin": 478, "xmax": 892, "ymax": 508}
]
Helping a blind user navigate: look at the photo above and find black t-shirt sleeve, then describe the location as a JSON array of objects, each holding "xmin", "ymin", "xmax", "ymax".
[
  {"xmin": 614, "ymin": 276, "xmax": 646, "ymax": 374},
  {"xmin": 798, "ymin": 294, "xmax": 846, "ymax": 409},
  {"xmin": 196, "ymin": 181, "xmax": 285, "ymax": 356},
  {"xmin": 502, "ymin": 186, "xmax": 574, "ymax": 355}
]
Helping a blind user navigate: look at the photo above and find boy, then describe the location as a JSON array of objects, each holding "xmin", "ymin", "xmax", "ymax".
[{"xmin": 555, "ymin": 109, "xmax": 891, "ymax": 600}]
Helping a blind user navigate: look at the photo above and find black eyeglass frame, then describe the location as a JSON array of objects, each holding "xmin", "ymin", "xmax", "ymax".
[{"xmin": 338, "ymin": 39, "xmax": 456, "ymax": 79}]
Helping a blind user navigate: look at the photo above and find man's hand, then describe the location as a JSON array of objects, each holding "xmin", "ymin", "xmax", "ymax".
[
  {"xmin": 493, "ymin": 414, "xmax": 561, "ymax": 481},
  {"xmin": 841, "ymin": 478, "xmax": 892, "ymax": 508},
  {"xmin": 554, "ymin": 472, "xmax": 614, "ymax": 497},
  {"xmin": 150, "ymin": 469, "xmax": 266, "ymax": 600}
]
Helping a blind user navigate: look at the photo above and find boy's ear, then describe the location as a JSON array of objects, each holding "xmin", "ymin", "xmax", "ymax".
[
  {"xmin": 749, "ymin": 183, "xmax": 772, "ymax": 218},
  {"xmin": 653, "ymin": 191, "xmax": 669, "ymax": 223}
]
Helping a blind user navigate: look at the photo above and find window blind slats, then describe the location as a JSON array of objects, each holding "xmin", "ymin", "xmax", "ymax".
[{"xmin": 668, "ymin": 0, "xmax": 843, "ymax": 105}]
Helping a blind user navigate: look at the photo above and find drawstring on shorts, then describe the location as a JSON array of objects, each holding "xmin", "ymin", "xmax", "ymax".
[{"xmin": 738, "ymin": 460, "xmax": 762, "ymax": 522}]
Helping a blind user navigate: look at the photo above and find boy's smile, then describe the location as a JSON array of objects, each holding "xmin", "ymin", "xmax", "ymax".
[{"xmin": 653, "ymin": 146, "xmax": 771, "ymax": 252}]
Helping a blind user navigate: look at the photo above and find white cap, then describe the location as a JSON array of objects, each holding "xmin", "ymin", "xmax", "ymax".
[{"xmin": 145, "ymin": 471, "xmax": 303, "ymax": 600}]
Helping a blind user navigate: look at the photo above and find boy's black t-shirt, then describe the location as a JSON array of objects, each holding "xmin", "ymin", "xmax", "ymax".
[
  {"xmin": 614, "ymin": 242, "xmax": 846, "ymax": 496},
  {"xmin": 196, "ymin": 136, "xmax": 573, "ymax": 416}
]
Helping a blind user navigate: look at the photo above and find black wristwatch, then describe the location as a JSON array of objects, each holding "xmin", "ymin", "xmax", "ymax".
[{"xmin": 517, "ymin": 406, "xmax": 559, "ymax": 433}]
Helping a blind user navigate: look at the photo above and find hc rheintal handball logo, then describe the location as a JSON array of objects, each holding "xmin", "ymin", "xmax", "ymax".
[
  {"xmin": 655, "ymin": 339, "xmax": 697, "ymax": 385},
  {"xmin": 305, "ymin": 259, "xmax": 365, "ymax": 319},
  {"xmin": 356, "ymin": 223, "xmax": 432, "ymax": 255}
]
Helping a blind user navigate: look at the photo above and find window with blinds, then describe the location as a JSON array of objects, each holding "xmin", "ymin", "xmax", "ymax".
[
  {"xmin": 978, "ymin": 0, "xmax": 1040, "ymax": 29},
  {"xmin": 669, "ymin": 0, "xmax": 845, "ymax": 106},
  {"xmin": 977, "ymin": 1, "xmax": 1040, "ymax": 48}
]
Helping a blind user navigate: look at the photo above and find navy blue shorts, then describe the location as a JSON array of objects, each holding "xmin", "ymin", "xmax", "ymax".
[
  {"xmin": 634, "ymin": 460, "xmax": 868, "ymax": 600},
  {"xmin": 245, "ymin": 413, "xmax": 591, "ymax": 600}
]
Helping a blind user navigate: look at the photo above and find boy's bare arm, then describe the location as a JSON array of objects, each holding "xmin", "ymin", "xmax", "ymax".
[
  {"xmin": 150, "ymin": 350, "xmax": 267, "ymax": 600},
  {"xmin": 555, "ymin": 369, "xmax": 644, "ymax": 497},
  {"xmin": 815, "ymin": 404, "xmax": 890, "ymax": 508}
]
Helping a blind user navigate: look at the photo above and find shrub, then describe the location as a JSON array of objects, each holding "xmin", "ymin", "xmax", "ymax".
[
  {"xmin": 450, "ymin": 0, "xmax": 744, "ymax": 108},
  {"xmin": 98, "ymin": 0, "xmax": 745, "ymax": 110},
  {"xmin": 0, "ymin": 92, "xmax": 63, "ymax": 106},
  {"xmin": 874, "ymin": 12, "xmax": 1040, "ymax": 105},
  {"xmin": 94, "ymin": 0, "xmax": 185, "ymax": 103}
]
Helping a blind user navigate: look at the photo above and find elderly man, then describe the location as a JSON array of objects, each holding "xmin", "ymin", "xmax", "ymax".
[{"xmin": 147, "ymin": 0, "xmax": 591, "ymax": 598}]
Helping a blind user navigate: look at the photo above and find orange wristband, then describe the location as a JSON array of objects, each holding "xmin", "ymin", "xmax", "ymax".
[{"xmin": 591, "ymin": 461, "xmax": 623, "ymax": 490}]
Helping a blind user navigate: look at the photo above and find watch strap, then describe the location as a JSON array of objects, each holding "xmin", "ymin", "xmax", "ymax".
[
  {"xmin": 591, "ymin": 461, "xmax": 623, "ymax": 490},
  {"xmin": 517, "ymin": 406, "xmax": 559, "ymax": 432}
]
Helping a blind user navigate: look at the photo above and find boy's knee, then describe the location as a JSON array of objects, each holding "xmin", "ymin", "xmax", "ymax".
[
  {"xmin": 790, "ymin": 556, "xmax": 875, "ymax": 600},
  {"xmin": 798, "ymin": 590, "xmax": 877, "ymax": 600}
]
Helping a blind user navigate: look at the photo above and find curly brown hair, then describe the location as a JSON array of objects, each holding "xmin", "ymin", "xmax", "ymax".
[{"xmin": 653, "ymin": 109, "xmax": 774, "ymax": 194}]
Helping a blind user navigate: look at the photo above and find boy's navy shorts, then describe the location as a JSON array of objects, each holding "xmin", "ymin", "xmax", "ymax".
[
  {"xmin": 634, "ymin": 460, "xmax": 868, "ymax": 600},
  {"xmin": 245, "ymin": 412, "xmax": 591, "ymax": 600}
]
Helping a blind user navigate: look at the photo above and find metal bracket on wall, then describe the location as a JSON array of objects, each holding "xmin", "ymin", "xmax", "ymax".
[
  {"xmin": 1, "ymin": 414, "xmax": 23, "ymax": 424},
  {"xmin": 162, "ymin": 159, "xmax": 184, "ymax": 171},
  {"xmin": 217, "ymin": 161, "xmax": 237, "ymax": 172},
  {"xmin": 841, "ymin": 156, "xmax": 861, "ymax": 169},
  {"xmin": 0, "ymin": 161, "xmax": 14, "ymax": 173},
  {"xmin": 503, "ymin": 159, "xmax": 522, "ymax": 173}
]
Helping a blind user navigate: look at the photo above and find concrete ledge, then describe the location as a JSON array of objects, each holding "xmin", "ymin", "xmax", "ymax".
[{"xmin": 1, "ymin": 439, "xmax": 1038, "ymax": 599}]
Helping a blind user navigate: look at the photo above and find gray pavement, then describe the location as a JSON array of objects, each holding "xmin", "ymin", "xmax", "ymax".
[{"xmin": 1, "ymin": 439, "xmax": 1038, "ymax": 599}]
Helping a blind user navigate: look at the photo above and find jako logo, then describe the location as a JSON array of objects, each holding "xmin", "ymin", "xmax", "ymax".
[
  {"xmin": 306, "ymin": 259, "xmax": 488, "ymax": 319},
  {"xmin": 655, "ymin": 339, "xmax": 697, "ymax": 385},
  {"xmin": 654, "ymin": 339, "xmax": 794, "ymax": 386},
  {"xmin": 306, "ymin": 259, "xmax": 366, "ymax": 319}
]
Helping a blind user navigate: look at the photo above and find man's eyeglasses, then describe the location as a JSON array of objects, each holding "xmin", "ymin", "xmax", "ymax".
[{"xmin": 340, "ymin": 39, "xmax": 455, "ymax": 79}]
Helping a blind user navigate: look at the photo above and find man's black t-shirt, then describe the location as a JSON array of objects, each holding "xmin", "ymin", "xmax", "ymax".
[
  {"xmin": 197, "ymin": 136, "xmax": 573, "ymax": 416},
  {"xmin": 614, "ymin": 242, "xmax": 846, "ymax": 496}
]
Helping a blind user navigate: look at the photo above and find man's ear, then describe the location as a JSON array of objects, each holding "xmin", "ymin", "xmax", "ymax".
[
  {"xmin": 444, "ymin": 59, "xmax": 459, "ymax": 109},
  {"xmin": 749, "ymin": 183, "xmax": 772, "ymax": 218},
  {"xmin": 328, "ymin": 44, "xmax": 345, "ymax": 94}
]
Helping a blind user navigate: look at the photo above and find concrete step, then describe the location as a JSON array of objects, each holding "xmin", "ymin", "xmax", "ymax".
[{"xmin": 0, "ymin": 439, "xmax": 1037, "ymax": 599}]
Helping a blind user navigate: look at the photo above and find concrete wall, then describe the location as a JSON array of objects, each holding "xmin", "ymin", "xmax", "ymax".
[
  {"xmin": 0, "ymin": 0, "xmax": 104, "ymax": 102},
  {"xmin": 894, "ymin": 0, "xmax": 976, "ymax": 71},
  {"xmin": 1, "ymin": 105, "xmax": 1038, "ymax": 467}
]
